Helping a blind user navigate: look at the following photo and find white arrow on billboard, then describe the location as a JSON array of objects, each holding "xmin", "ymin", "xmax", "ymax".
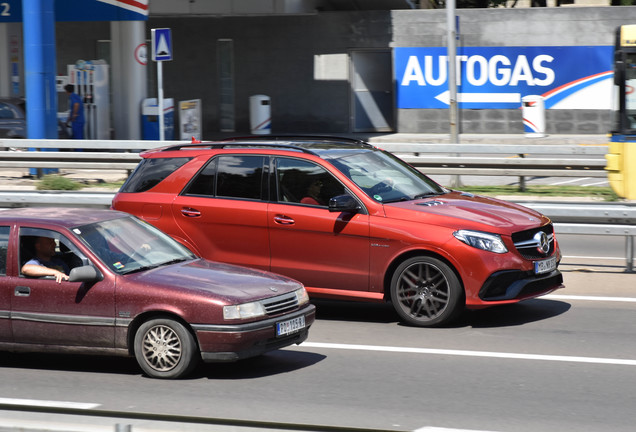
[{"xmin": 435, "ymin": 90, "xmax": 521, "ymax": 105}]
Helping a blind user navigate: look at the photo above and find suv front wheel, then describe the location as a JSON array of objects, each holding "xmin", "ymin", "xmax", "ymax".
[{"xmin": 390, "ymin": 256, "xmax": 463, "ymax": 327}]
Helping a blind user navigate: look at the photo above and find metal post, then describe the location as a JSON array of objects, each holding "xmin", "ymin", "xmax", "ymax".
[
  {"xmin": 446, "ymin": 0, "xmax": 461, "ymax": 188},
  {"xmin": 23, "ymin": 0, "xmax": 58, "ymax": 177},
  {"xmin": 626, "ymin": 235, "xmax": 633, "ymax": 273},
  {"xmin": 157, "ymin": 60, "xmax": 164, "ymax": 141},
  {"xmin": 115, "ymin": 424, "xmax": 131, "ymax": 432}
]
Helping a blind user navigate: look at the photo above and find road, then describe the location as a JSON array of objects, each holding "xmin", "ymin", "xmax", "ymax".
[{"xmin": 0, "ymin": 233, "xmax": 634, "ymax": 432}]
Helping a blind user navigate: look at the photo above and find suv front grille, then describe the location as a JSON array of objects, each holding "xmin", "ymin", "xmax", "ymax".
[
  {"xmin": 512, "ymin": 224, "xmax": 555, "ymax": 259},
  {"xmin": 262, "ymin": 292, "xmax": 299, "ymax": 315}
]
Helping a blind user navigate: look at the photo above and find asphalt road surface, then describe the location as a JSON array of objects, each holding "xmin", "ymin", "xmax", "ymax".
[{"xmin": 0, "ymin": 236, "xmax": 634, "ymax": 432}]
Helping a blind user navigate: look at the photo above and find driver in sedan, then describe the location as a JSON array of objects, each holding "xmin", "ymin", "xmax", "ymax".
[{"xmin": 21, "ymin": 236, "xmax": 69, "ymax": 283}]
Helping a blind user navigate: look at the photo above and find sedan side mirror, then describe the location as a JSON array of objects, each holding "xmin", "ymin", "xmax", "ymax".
[
  {"xmin": 329, "ymin": 194, "xmax": 360, "ymax": 213},
  {"xmin": 68, "ymin": 265, "xmax": 104, "ymax": 283}
]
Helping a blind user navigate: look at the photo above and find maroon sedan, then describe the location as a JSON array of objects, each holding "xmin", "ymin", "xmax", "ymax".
[{"xmin": 0, "ymin": 208, "xmax": 315, "ymax": 379}]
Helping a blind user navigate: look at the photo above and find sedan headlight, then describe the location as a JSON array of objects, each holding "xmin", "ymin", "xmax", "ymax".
[
  {"xmin": 453, "ymin": 230, "xmax": 508, "ymax": 254},
  {"xmin": 223, "ymin": 301, "xmax": 266, "ymax": 320},
  {"xmin": 295, "ymin": 287, "xmax": 310, "ymax": 305}
]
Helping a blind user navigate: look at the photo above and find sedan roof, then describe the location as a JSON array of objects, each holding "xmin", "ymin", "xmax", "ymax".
[{"xmin": 0, "ymin": 207, "xmax": 128, "ymax": 228}]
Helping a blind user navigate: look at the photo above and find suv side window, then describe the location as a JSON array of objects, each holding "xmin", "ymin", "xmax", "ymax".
[
  {"xmin": 276, "ymin": 158, "xmax": 345, "ymax": 207},
  {"xmin": 184, "ymin": 158, "xmax": 217, "ymax": 196},
  {"xmin": 0, "ymin": 226, "xmax": 8, "ymax": 276},
  {"xmin": 216, "ymin": 155, "xmax": 266, "ymax": 200},
  {"xmin": 120, "ymin": 157, "xmax": 192, "ymax": 193}
]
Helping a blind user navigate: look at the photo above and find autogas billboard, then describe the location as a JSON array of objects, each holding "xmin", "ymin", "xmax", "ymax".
[{"xmin": 395, "ymin": 46, "xmax": 613, "ymax": 110}]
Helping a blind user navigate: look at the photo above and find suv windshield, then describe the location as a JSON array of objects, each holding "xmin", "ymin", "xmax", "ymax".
[
  {"xmin": 73, "ymin": 216, "xmax": 196, "ymax": 274},
  {"xmin": 327, "ymin": 149, "xmax": 447, "ymax": 203}
]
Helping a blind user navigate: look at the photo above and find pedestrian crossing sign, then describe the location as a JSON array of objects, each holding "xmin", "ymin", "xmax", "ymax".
[{"xmin": 151, "ymin": 28, "xmax": 172, "ymax": 62}]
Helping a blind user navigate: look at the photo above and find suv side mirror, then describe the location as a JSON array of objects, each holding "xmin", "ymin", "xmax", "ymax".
[
  {"xmin": 68, "ymin": 265, "xmax": 104, "ymax": 283},
  {"xmin": 329, "ymin": 194, "xmax": 360, "ymax": 213}
]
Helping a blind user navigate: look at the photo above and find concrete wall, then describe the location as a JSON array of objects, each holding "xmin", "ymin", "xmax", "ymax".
[{"xmin": 148, "ymin": 12, "xmax": 392, "ymax": 135}]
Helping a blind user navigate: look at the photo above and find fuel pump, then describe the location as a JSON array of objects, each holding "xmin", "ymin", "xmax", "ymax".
[{"xmin": 66, "ymin": 60, "xmax": 110, "ymax": 140}]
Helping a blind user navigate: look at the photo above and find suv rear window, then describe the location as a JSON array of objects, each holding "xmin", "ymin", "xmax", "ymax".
[{"xmin": 120, "ymin": 157, "xmax": 191, "ymax": 193}]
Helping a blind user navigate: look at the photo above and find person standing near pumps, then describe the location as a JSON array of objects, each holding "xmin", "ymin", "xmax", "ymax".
[{"xmin": 64, "ymin": 84, "xmax": 85, "ymax": 139}]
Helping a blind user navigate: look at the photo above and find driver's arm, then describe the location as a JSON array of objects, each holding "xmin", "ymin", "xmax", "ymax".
[{"xmin": 21, "ymin": 264, "xmax": 69, "ymax": 283}]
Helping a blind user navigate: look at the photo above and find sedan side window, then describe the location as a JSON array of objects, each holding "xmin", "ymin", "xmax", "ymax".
[
  {"xmin": 276, "ymin": 158, "xmax": 345, "ymax": 207},
  {"xmin": 19, "ymin": 228, "xmax": 87, "ymax": 278},
  {"xmin": 0, "ymin": 226, "xmax": 8, "ymax": 276}
]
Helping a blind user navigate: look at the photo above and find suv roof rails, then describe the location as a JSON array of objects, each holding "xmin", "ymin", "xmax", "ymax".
[
  {"xmin": 158, "ymin": 135, "xmax": 373, "ymax": 153},
  {"xmin": 220, "ymin": 135, "xmax": 369, "ymax": 145}
]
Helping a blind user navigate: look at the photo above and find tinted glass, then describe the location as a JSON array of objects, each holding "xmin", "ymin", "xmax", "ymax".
[
  {"xmin": 0, "ymin": 226, "xmax": 8, "ymax": 275},
  {"xmin": 120, "ymin": 157, "xmax": 191, "ymax": 193},
  {"xmin": 277, "ymin": 158, "xmax": 345, "ymax": 207},
  {"xmin": 216, "ymin": 156, "xmax": 265, "ymax": 200},
  {"xmin": 183, "ymin": 158, "xmax": 217, "ymax": 196}
]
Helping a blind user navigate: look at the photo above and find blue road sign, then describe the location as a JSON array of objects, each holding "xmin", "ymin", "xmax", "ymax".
[{"xmin": 152, "ymin": 28, "xmax": 173, "ymax": 62}]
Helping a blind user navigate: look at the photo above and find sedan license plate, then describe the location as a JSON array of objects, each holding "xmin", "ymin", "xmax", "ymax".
[
  {"xmin": 534, "ymin": 257, "xmax": 557, "ymax": 274},
  {"xmin": 276, "ymin": 316, "xmax": 305, "ymax": 337}
]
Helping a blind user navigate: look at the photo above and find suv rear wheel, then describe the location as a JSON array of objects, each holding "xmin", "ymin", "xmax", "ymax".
[{"xmin": 390, "ymin": 256, "xmax": 463, "ymax": 327}]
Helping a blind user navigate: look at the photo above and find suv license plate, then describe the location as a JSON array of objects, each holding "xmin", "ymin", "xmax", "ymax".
[
  {"xmin": 535, "ymin": 257, "xmax": 557, "ymax": 274},
  {"xmin": 276, "ymin": 316, "xmax": 305, "ymax": 337}
]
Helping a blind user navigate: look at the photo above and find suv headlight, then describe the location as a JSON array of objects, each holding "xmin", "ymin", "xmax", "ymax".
[
  {"xmin": 223, "ymin": 301, "xmax": 266, "ymax": 320},
  {"xmin": 453, "ymin": 230, "xmax": 508, "ymax": 254}
]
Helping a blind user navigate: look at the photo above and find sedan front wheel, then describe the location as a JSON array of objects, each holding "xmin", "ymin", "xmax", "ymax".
[
  {"xmin": 390, "ymin": 256, "xmax": 463, "ymax": 327},
  {"xmin": 134, "ymin": 318, "xmax": 199, "ymax": 379}
]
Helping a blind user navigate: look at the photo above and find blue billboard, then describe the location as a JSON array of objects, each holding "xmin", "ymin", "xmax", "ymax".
[
  {"xmin": 0, "ymin": 0, "xmax": 148, "ymax": 22},
  {"xmin": 395, "ymin": 46, "xmax": 613, "ymax": 110}
]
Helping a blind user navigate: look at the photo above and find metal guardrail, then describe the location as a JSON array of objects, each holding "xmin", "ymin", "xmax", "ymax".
[
  {"xmin": 520, "ymin": 202, "xmax": 636, "ymax": 272},
  {"xmin": 0, "ymin": 139, "xmax": 609, "ymax": 178},
  {"xmin": 379, "ymin": 142, "xmax": 608, "ymax": 178}
]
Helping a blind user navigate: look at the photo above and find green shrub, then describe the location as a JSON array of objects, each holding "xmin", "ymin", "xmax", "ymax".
[{"xmin": 36, "ymin": 175, "xmax": 82, "ymax": 191}]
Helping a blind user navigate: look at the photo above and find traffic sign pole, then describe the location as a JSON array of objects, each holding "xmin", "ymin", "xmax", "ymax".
[
  {"xmin": 151, "ymin": 28, "xmax": 172, "ymax": 141},
  {"xmin": 158, "ymin": 60, "xmax": 164, "ymax": 141}
]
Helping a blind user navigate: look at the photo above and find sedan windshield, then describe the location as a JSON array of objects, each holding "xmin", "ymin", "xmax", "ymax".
[
  {"xmin": 327, "ymin": 149, "xmax": 447, "ymax": 203},
  {"xmin": 73, "ymin": 216, "xmax": 196, "ymax": 274}
]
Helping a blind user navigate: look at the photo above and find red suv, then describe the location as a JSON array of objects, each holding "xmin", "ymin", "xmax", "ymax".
[{"xmin": 112, "ymin": 137, "xmax": 563, "ymax": 327}]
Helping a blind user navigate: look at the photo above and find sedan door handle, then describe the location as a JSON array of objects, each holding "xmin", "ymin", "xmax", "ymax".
[
  {"xmin": 181, "ymin": 207, "xmax": 201, "ymax": 218},
  {"xmin": 15, "ymin": 286, "xmax": 31, "ymax": 297},
  {"xmin": 273, "ymin": 215, "xmax": 295, "ymax": 225}
]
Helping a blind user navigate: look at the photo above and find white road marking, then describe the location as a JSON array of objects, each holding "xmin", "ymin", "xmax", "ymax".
[
  {"xmin": 581, "ymin": 180, "xmax": 609, "ymax": 187},
  {"xmin": 302, "ymin": 342, "xmax": 636, "ymax": 366},
  {"xmin": 0, "ymin": 418, "xmax": 111, "ymax": 432},
  {"xmin": 562, "ymin": 255, "xmax": 623, "ymax": 260},
  {"xmin": 415, "ymin": 428, "xmax": 497, "ymax": 432},
  {"xmin": 0, "ymin": 397, "xmax": 99, "ymax": 409},
  {"xmin": 550, "ymin": 177, "xmax": 590, "ymax": 185},
  {"xmin": 545, "ymin": 294, "xmax": 636, "ymax": 303}
]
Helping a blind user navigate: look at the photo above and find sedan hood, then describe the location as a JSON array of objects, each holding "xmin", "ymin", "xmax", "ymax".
[
  {"xmin": 125, "ymin": 259, "xmax": 302, "ymax": 303},
  {"xmin": 383, "ymin": 191, "xmax": 550, "ymax": 233}
]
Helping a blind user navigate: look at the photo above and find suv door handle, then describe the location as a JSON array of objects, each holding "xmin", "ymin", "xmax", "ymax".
[
  {"xmin": 181, "ymin": 207, "xmax": 201, "ymax": 218},
  {"xmin": 273, "ymin": 215, "xmax": 295, "ymax": 225}
]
